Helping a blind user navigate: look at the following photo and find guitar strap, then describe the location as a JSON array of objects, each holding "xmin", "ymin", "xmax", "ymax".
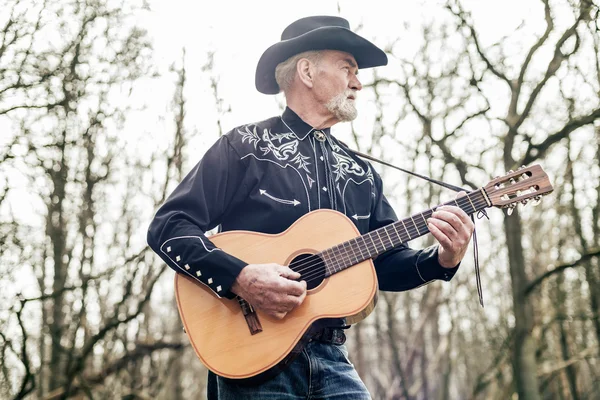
[{"xmin": 343, "ymin": 144, "xmax": 486, "ymax": 307}]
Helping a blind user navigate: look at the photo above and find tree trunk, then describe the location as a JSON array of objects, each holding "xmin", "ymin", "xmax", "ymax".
[
  {"xmin": 504, "ymin": 210, "xmax": 541, "ymax": 400},
  {"xmin": 47, "ymin": 136, "xmax": 69, "ymax": 391}
]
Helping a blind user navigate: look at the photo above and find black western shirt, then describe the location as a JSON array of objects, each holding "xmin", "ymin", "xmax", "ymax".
[{"xmin": 147, "ymin": 107, "xmax": 458, "ymax": 299}]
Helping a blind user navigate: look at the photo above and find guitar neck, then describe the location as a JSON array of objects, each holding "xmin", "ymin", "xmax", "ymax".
[{"xmin": 321, "ymin": 188, "xmax": 490, "ymax": 277}]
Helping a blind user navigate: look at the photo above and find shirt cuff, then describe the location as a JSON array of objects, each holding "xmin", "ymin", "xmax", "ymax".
[
  {"xmin": 415, "ymin": 245, "xmax": 460, "ymax": 283},
  {"xmin": 202, "ymin": 250, "xmax": 248, "ymax": 299}
]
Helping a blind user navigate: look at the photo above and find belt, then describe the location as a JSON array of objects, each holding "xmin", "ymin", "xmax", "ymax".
[{"xmin": 311, "ymin": 327, "xmax": 346, "ymax": 345}]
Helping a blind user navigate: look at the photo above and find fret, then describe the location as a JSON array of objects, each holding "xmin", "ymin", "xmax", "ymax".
[
  {"xmin": 466, "ymin": 194, "xmax": 476, "ymax": 213},
  {"xmin": 331, "ymin": 248, "xmax": 341, "ymax": 274},
  {"xmin": 363, "ymin": 240, "xmax": 373, "ymax": 258},
  {"xmin": 321, "ymin": 250, "xmax": 332, "ymax": 275},
  {"xmin": 384, "ymin": 226, "xmax": 393, "ymax": 247},
  {"xmin": 368, "ymin": 232, "xmax": 377, "ymax": 253},
  {"xmin": 410, "ymin": 216, "xmax": 420, "ymax": 235},
  {"xmin": 349, "ymin": 239, "xmax": 360, "ymax": 264},
  {"xmin": 362, "ymin": 237, "xmax": 373, "ymax": 258},
  {"xmin": 376, "ymin": 230, "xmax": 386, "ymax": 250},
  {"xmin": 355, "ymin": 237, "xmax": 366, "ymax": 260},
  {"xmin": 420, "ymin": 212, "xmax": 428, "ymax": 230},
  {"xmin": 391, "ymin": 223, "xmax": 403, "ymax": 243},
  {"xmin": 340, "ymin": 243, "xmax": 351, "ymax": 268},
  {"xmin": 401, "ymin": 220, "xmax": 412, "ymax": 239}
]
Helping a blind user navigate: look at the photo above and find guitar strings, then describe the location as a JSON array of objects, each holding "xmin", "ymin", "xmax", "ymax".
[
  {"xmin": 294, "ymin": 198, "xmax": 489, "ymax": 284},
  {"xmin": 290, "ymin": 195, "xmax": 488, "ymax": 281},
  {"xmin": 288, "ymin": 195, "xmax": 488, "ymax": 282},
  {"xmin": 291, "ymin": 194, "xmax": 486, "ymax": 276}
]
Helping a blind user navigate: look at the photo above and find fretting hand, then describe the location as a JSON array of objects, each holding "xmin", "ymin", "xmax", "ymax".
[
  {"xmin": 231, "ymin": 263, "xmax": 307, "ymax": 319},
  {"xmin": 427, "ymin": 192, "xmax": 475, "ymax": 268}
]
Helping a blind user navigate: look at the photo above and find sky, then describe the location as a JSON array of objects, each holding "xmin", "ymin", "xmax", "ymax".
[{"xmin": 133, "ymin": 0, "xmax": 544, "ymax": 151}]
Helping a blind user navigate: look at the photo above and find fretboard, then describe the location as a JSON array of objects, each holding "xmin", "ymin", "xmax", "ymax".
[{"xmin": 320, "ymin": 188, "xmax": 489, "ymax": 276}]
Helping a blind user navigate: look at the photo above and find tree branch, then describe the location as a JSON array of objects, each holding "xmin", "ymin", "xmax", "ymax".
[
  {"xmin": 446, "ymin": 0, "xmax": 511, "ymax": 84},
  {"xmin": 522, "ymin": 107, "xmax": 600, "ymax": 165},
  {"xmin": 43, "ymin": 341, "xmax": 185, "ymax": 400},
  {"xmin": 525, "ymin": 248, "xmax": 600, "ymax": 296}
]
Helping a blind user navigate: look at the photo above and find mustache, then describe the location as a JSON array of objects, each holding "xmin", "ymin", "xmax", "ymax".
[{"xmin": 344, "ymin": 90, "xmax": 357, "ymax": 100}]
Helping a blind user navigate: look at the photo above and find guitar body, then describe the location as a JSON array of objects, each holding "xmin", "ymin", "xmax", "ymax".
[{"xmin": 175, "ymin": 209, "xmax": 378, "ymax": 382}]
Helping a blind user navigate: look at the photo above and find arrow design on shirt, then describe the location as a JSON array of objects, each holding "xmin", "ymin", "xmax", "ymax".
[
  {"xmin": 260, "ymin": 189, "xmax": 300, "ymax": 206},
  {"xmin": 352, "ymin": 213, "xmax": 371, "ymax": 220}
]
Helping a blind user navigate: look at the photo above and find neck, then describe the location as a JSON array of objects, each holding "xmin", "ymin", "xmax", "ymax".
[
  {"xmin": 286, "ymin": 94, "xmax": 339, "ymax": 130},
  {"xmin": 307, "ymin": 189, "xmax": 490, "ymax": 277}
]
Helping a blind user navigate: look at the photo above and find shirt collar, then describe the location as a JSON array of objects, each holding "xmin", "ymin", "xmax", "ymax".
[{"xmin": 281, "ymin": 107, "xmax": 331, "ymax": 141}]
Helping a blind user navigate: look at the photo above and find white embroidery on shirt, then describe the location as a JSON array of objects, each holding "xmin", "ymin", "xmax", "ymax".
[
  {"xmin": 260, "ymin": 129, "xmax": 299, "ymax": 161},
  {"xmin": 238, "ymin": 126, "xmax": 260, "ymax": 149},
  {"xmin": 241, "ymin": 153, "xmax": 312, "ymax": 211},
  {"xmin": 291, "ymin": 153, "xmax": 311, "ymax": 173},
  {"xmin": 259, "ymin": 189, "xmax": 301, "ymax": 206}
]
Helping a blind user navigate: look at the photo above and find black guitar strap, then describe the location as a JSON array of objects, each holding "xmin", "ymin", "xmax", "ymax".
[{"xmin": 344, "ymin": 144, "xmax": 486, "ymax": 307}]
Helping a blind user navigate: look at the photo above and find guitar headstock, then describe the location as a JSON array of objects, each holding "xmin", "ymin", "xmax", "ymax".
[{"xmin": 483, "ymin": 165, "xmax": 553, "ymax": 214}]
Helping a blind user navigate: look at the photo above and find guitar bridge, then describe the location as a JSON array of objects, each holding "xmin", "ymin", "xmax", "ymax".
[{"xmin": 238, "ymin": 298, "xmax": 263, "ymax": 335}]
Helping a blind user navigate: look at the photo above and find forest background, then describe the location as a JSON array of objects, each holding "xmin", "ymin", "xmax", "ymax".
[{"xmin": 1, "ymin": 0, "xmax": 599, "ymax": 399}]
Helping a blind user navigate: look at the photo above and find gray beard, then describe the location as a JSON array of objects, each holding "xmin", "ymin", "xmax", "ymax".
[{"xmin": 325, "ymin": 91, "xmax": 357, "ymax": 122}]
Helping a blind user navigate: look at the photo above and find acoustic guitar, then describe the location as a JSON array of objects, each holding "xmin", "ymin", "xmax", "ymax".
[{"xmin": 175, "ymin": 165, "xmax": 553, "ymax": 383}]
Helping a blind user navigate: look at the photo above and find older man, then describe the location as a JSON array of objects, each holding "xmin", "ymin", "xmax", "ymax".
[{"xmin": 147, "ymin": 15, "xmax": 473, "ymax": 399}]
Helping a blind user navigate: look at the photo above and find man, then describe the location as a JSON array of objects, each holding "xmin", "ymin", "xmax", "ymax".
[{"xmin": 147, "ymin": 15, "xmax": 474, "ymax": 399}]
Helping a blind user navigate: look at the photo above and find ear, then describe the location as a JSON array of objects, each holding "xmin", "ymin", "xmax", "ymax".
[{"xmin": 296, "ymin": 58, "xmax": 314, "ymax": 89}]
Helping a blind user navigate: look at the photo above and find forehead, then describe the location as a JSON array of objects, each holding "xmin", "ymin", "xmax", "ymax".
[{"xmin": 321, "ymin": 50, "xmax": 358, "ymax": 66}]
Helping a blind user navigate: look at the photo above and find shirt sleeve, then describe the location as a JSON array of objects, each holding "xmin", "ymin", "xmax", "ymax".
[
  {"xmin": 147, "ymin": 135, "xmax": 248, "ymax": 299},
  {"xmin": 369, "ymin": 172, "xmax": 459, "ymax": 292}
]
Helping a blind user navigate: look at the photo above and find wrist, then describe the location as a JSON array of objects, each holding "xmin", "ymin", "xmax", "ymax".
[{"xmin": 437, "ymin": 247, "xmax": 459, "ymax": 268}]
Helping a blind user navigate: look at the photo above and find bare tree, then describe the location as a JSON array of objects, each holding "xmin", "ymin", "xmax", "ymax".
[{"xmin": 0, "ymin": 0, "xmax": 195, "ymax": 398}]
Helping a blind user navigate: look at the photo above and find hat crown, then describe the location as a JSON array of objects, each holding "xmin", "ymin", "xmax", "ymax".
[{"xmin": 281, "ymin": 16, "xmax": 350, "ymax": 41}]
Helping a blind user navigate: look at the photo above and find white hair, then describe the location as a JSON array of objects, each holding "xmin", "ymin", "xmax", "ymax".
[{"xmin": 274, "ymin": 50, "xmax": 323, "ymax": 93}]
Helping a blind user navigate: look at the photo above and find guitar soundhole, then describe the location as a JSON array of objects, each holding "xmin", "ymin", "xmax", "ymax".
[{"xmin": 289, "ymin": 253, "xmax": 325, "ymax": 290}]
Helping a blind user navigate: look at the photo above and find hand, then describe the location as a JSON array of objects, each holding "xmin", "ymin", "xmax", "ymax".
[
  {"xmin": 427, "ymin": 192, "xmax": 475, "ymax": 268},
  {"xmin": 230, "ymin": 263, "xmax": 307, "ymax": 320}
]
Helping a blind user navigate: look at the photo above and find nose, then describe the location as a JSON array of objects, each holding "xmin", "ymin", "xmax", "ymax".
[{"xmin": 349, "ymin": 74, "xmax": 362, "ymax": 91}]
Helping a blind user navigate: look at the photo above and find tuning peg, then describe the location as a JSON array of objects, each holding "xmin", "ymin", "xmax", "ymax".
[
  {"xmin": 530, "ymin": 195, "xmax": 542, "ymax": 206},
  {"xmin": 509, "ymin": 178, "xmax": 516, "ymax": 184},
  {"xmin": 507, "ymin": 206, "xmax": 514, "ymax": 216},
  {"xmin": 508, "ymin": 170, "xmax": 515, "ymax": 174}
]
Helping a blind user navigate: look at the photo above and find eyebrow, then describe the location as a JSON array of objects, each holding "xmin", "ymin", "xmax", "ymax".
[{"xmin": 343, "ymin": 58, "xmax": 358, "ymax": 69}]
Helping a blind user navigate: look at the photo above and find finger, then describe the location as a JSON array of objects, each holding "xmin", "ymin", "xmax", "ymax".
[
  {"xmin": 280, "ymin": 278, "xmax": 306, "ymax": 296},
  {"xmin": 437, "ymin": 205, "xmax": 471, "ymax": 224},
  {"xmin": 430, "ymin": 215, "xmax": 473, "ymax": 247},
  {"xmin": 431, "ymin": 209, "xmax": 465, "ymax": 232},
  {"xmin": 278, "ymin": 266, "xmax": 301, "ymax": 280},
  {"xmin": 427, "ymin": 220, "xmax": 453, "ymax": 249},
  {"xmin": 269, "ymin": 294, "xmax": 302, "ymax": 313},
  {"xmin": 436, "ymin": 206, "xmax": 475, "ymax": 237},
  {"xmin": 271, "ymin": 311, "xmax": 287, "ymax": 320},
  {"xmin": 296, "ymin": 286, "xmax": 307, "ymax": 305}
]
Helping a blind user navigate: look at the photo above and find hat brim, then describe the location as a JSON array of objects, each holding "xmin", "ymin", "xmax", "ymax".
[{"xmin": 255, "ymin": 26, "xmax": 388, "ymax": 94}]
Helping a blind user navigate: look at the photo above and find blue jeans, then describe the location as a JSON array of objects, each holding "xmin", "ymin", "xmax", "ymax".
[{"xmin": 208, "ymin": 341, "xmax": 371, "ymax": 399}]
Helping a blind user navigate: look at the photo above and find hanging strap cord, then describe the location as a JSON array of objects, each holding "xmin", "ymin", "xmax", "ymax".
[{"xmin": 345, "ymin": 145, "xmax": 487, "ymax": 307}]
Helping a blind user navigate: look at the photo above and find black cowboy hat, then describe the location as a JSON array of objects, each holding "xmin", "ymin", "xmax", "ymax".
[{"xmin": 255, "ymin": 16, "xmax": 388, "ymax": 94}]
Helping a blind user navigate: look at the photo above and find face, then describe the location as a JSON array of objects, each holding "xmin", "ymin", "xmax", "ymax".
[{"xmin": 311, "ymin": 50, "xmax": 362, "ymax": 122}]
